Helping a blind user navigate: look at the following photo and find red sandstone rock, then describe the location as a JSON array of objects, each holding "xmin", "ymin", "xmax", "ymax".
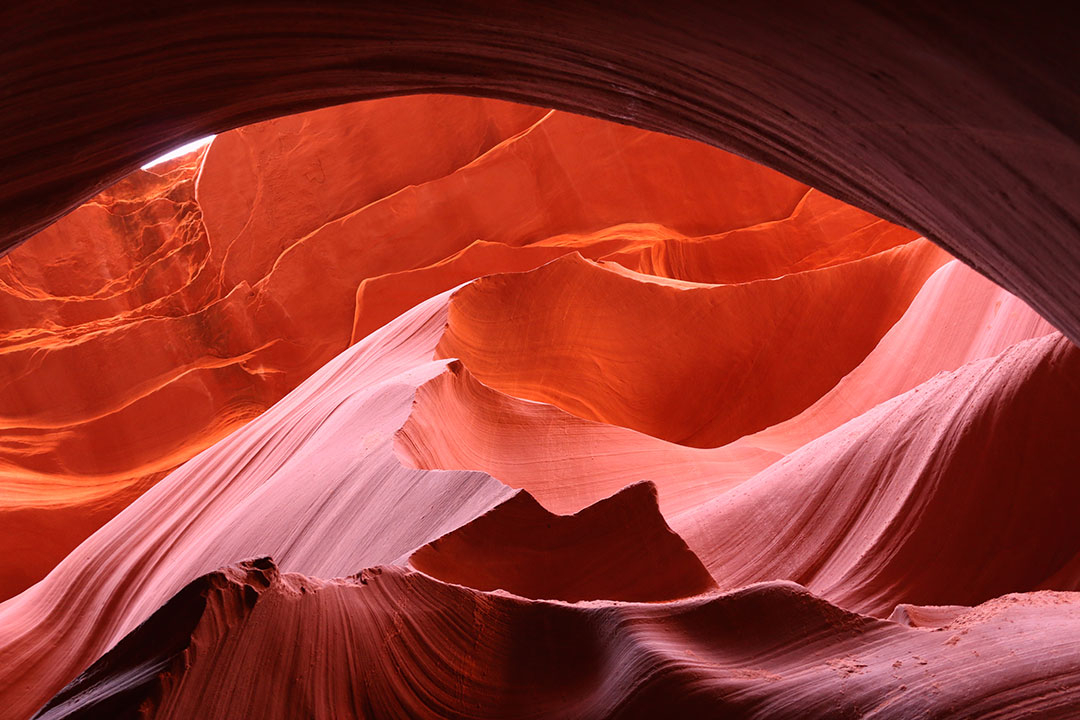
[
  {"xmin": 395, "ymin": 360, "xmax": 779, "ymax": 517},
  {"xmin": 0, "ymin": 81, "xmax": 1077, "ymax": 719},
  {"xmin": 409, "ymin": 481, "xmax": 717, "ymax": 603},
  {"xmin": 33, "ymin": 560, "xmax": 1080, "ymax": 719},
  {"xmin": 680, "ymin": 332, "xmax": 1080, "ymax": 616},
  {"xmin": 2, "ymin": 264, "xmax": 1073, "ymax": 718},
  {"xmin": 0, "ymin": 292, "xmax": 511, "ymax": 719},
  {"xmin": 397, "ymin": 259, "xmax": 1057, "ymax": 523},
  {"xmin": 0, "ymin": 96, "xmax": 916, "ymax": 599},
  {"xmin": 2, "ymin": 4, "xmax": 1078, "ymax": 348},
  {"xmin": 351, "ymin": 188, "xmax": 917, "ymax": 344},
  {"xmin": 436, "ymin": 247, "xmax": 946, "ymax": 447}
]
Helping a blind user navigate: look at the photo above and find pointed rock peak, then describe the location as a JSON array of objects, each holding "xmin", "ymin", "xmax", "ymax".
[{"xmin": 408, "ymin": 481, "xmax": 717, "ymax": 603}]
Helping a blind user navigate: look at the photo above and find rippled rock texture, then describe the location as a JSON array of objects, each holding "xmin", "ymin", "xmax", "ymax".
[{"xmin": 1, "ymin": 96, "xmax": 1077, "ymax": 719}]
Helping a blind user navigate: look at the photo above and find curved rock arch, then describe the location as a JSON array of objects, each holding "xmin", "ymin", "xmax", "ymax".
[{"xmin": 3, "ymin": 1, "xmax": 1078, "ymax": 340}]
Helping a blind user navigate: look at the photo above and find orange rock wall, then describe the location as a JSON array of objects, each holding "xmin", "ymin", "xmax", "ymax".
[
  {"xmin": 1, "ymin": 94, "xmax": 1077, "ymax": 719},
  {"xmin": 0, "ymin": 96, "xmax": 924, "ymax": 599}
]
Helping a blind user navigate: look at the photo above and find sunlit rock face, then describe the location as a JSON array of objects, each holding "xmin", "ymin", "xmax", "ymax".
[{"xmin": 1, "ymin": 96, "xmax": 1077, "ymax": 719}]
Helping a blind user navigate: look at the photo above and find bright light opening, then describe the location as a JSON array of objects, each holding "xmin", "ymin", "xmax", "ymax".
[{"xmin": 141, "ymin": 136, "xmax": 215, "ymax": 169}]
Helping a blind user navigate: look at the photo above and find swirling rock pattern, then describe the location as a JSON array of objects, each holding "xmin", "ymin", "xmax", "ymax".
[
  {"xmin": 0, "ymin": 95, "xmax": 916, "ymax": 599},
  {"xmin": 0, "ymin": 92, "xmax": 1078, "ymax": 719},
  {"xmin": 33, "ymin": 560, "xmax": 1080, "ymax": 720}
]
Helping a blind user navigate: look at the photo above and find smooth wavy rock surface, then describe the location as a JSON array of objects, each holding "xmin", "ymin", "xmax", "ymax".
[
  {"xmin": 740, "ymin": 259, "xmax": 1059, "ymax": 455},
  {"xmin": 0, "ymin": 292, "xmax": 511, "ymax": 719},
  {"xmin": 0, "ymin": 95, "xmax": 923, "ymax": 598},
  {"xmin": 395, "ymin": 359, "xmax": 780, "ymax": 518},
  {"xmin": 681, "ymin": 332, "xmax": 1080, "ymax": 616},
  {"xmin": 3, "ymin": 252, "xmax": 1077, "ymax": 718},
  {"xmin": 398, "ymin": 259, "xmax": 1057, "ymax": 520},
  {"xmin": 437, "ymin": 247, "xmax": 946, "ymax": 447},
  {"xmin": 35, "ymin": 560, "xmax": 1080, "ymax": 720},
  {"xmin": 2, "ymin": 85, "xmax": 1079, "ymax": 717}
]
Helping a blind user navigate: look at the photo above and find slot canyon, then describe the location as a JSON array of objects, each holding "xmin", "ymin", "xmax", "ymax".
[{"xmin": 1, "ymin": 5, "xmax": 1079, "ymax": 719}]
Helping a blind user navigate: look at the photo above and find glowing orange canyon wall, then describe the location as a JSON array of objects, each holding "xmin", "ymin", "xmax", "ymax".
[
  {"xmin": 0, "ymin": 95, "xmax": 931, "ymax": 599},
  {"xmin": 1, "ymin": 96, "xmax": 1077, "ymax": 719}
]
